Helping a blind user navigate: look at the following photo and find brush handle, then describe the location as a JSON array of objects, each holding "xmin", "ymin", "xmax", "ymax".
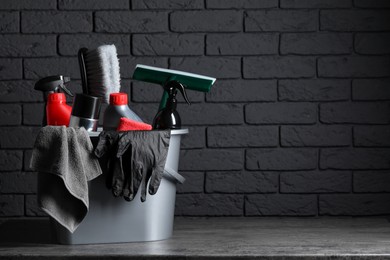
[{"xmin": 78, "ymin": 48, "xmax": 89, "ymax": 94}]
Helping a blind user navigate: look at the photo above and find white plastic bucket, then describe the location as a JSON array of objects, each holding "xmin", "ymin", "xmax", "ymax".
[{"xmin": 52, "ymin": 129, "xmax": 188, "ymax": 244}]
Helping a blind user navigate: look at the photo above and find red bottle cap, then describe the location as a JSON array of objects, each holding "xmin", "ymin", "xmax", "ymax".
[
  {"xmin": 110, "ymin": 93, "xmax": 128, "ymax": 105},
  {"xmin": 47, "ymin": 93, "xmax": 66, "ymax": 103}
]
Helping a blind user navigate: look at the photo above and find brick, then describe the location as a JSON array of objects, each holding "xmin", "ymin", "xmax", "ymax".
[
  {"xmin": 0, "ymin": 12, "xmax": 19, "ymax": 33},
  {"xmin": 133, "ymin": 0, "xmax": 204, "ymax": 9},
  {"xmin": 281, "ymin": 0, "xmax": 351, "ymax": 8},
  {"xmin": 207, "ymin": 80, "xmax": 276, "ymax": 102},
  {"xmin": 176, "ymin": 172, "xmax": 204, "ymax": 193},
  {"xmin": 0, "ymin": 127, "xmax": 40, "ymax": 149},
  {"xmin": 320, "ymin": 194, "xmax": 390, "ymax": 215},
  {"xmin": 132, "ymin": 81, "xmax": 204, "ymax": 103},
  {"xmin": 318, "ymin": 57, "xmax": 390, "ymax": 78},
  {"xmin": 246, "ymin": 148, "xmax": 317, "ymax": 170},
  {"xmin": 280, "ymin": 171, "xmax": 351, "ymax": 193},
  {"xmin": 279, "ymin": 79, "xmax": 350, "ymax": 102},
  {"xmin": 245, "ymin": 10, "xmax": 317, "ymax": 32},
  {"xmin": 171, "ymin": 10, "xmax": 241, "ymax": 32},
  {"xmin": 207, "ymin": 33, "xmax": 278, "ymax": 55},
  {"xmin": 0, "ymin": 81, "xmax": 41, "ymax": 103},
  {"xmin": 207, "ymin": 126, "xmax": 278, "ymax": 148},
  {"xmin": 0, "ymin": 104, "xmax": 21, "ymax": 126},
  {"xmin": 0, "ymin": 0, "xmax": 56, "ymax": 10},
  {"xmin": 58, "ymin": 34, "xmax": 130, "ymax": 56},
  {"xmin": 355, "ymin": 33, "xmax": 390, "ymax": 55},
  {"xmin": 26, "ymin": 194, "xmax": 47, "ymax": 216},
  {"xmin": 180, "ymin": 149, "xmax": 243, "ymax": 171},
  {"xmin": 320, "ymin": 102, "xmax": 390, "ymax": 124},
  {"xmin": 182, "ymin": 104, "xmax": 244, "ymax": 125},
  {"xmin": 0, "ymin": 195, "xmax": 24, "ymax": 216},
  {"xmin": 354, "ymin": 0, "xmax": 390, "ymax": 8},
  {"xmin": 22, "ymin": 11, "xmax": 92, "ymax": 33},
  {"xmin": 320, "ymin": 148, "xmax": 390, "ymax": 170},
  {"xmin": 207, "ymin": 0, "xmax": 278, "ymax": 9},
  {"xmin": 130, "ymin": 82, "xmax": 157, "ymax": 103},
  {"xmin": 24, "ymin": 58, "xmax": 80, "ymax": 79},
  {"xmin": 181, "ymin": 127, "xmax": 205, "ymax": 149},
  {"xmin": 0, "ymin": 35, "xmax": 56, "ymax": 57},
  {"xmin": 321, "ymin": 10, "xmax": 390, "ymax": 31},
  {"xmin": 0, "ymin": 59, "xmax": 22, "ymax": 80},
  {"xmin": 133, "ymin": 34, "xmax": 204, "ymax": 56},
  {"xmin": 246, "ymin": 103, "xmax": 317, "ymax": 125},
  {"xmin": 23, "ymin": 150, "xmax": 33, "ymax": 172},
  {"xmin": 0, "ymin": 150, "xmax": 23, "ymax": 171},
  {"xmin": 206, "ymin": 171, "xmax": 278, "ymax": 193},
  {"xmin": 120, "ymin": 57, "xmax": 168, "ymax": 78},
  {"xmin": 354, "ymin": 126, "xmax": 390, "ymax": 147},
  {"xmin": 243, "ymin": 57, "xmax": 315, "ymax": 79},
  {"xmin": 130, "ymin": 103, "xmax": 161, "ymax": 124},
  {"xmin": 0, "ymin": 172, "xmax": 37, "ymax": 193},
  {"xmin": 175, "ymin": 194, "xmax": 243, "ymax": 216},
  {"xmin": 170, "ymin": 57, "xmax": 241, "ymax": 79},
  {"xmin": 246, "ymin": 194, "xmax": 317, "ymax": 216},
  {"xmin": 281, "ymin": 33, "xmax": 352, "ymax": 55},
  {"xmin": 353, "ymin": 79, "xmax": 390, "ymax": 100},
  {"xmin": 281, "ymin": 125, "xmax": 351, "ymax": 147},
  {"xmin": 354, "ymin": 171, "xmax": 390, "ymax": 192},
  {"xmin": 95, "ymin": 11, "xmax": 167, "ymax": 33},
  {"xmin": 23, "ymin": 104, "xmax": 45, "ymax": 126},
  {"xmin": 59, "ymin": 0, "xmax": 129, "ymax": 10}
]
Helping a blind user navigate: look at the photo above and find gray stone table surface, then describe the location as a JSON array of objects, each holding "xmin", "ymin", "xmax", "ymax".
[{"xmin": 1, "ymin": 217, "xmax": 390, "ymax": 259}]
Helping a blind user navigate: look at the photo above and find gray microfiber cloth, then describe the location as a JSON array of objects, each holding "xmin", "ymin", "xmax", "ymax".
[{"xmin": 30, "ymin": 126, "xmax": 102, "ymax": 233}]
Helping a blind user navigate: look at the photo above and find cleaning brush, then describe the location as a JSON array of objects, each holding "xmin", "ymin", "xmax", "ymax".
[{"xmin": 78, "ymin": 45, "xmax": 121, "ymax": 103}]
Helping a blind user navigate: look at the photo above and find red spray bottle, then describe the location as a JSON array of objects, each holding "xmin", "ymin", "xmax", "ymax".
[
  {"xmin": 46, "ymin": 93, "xmax": 72, "ymax": 126},
  {"xmin": 34, "ymin": 75, "xmax": 74, "ymax": 126}
]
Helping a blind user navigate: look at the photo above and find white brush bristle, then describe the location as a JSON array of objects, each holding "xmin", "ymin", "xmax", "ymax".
[{"xmin": 85, "ymin": 44, "xmax": 121, "ymax": 103}]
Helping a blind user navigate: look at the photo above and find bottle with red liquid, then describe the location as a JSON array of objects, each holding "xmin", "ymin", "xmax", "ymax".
[{"xmin": 46, "ymin": 93, "xmax": 72, "ymax": 126}]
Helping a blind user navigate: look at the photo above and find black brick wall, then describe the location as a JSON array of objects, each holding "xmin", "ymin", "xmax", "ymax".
[{"xmin": 0, "ymin": 0, "xmax": 389, "ymax": 218}]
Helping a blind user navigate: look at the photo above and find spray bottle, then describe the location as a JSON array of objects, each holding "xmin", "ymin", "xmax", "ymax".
[
  {"xmin": 34, "ymin": 75, "xmax": 74, "ymax": 126},
  {"xmin": 46, "ymin": 93, "xmax": 72, "ymax": 126},
  {"xmin": 153, "ymin": 81, "xmax": 190, "ymax": 129}
]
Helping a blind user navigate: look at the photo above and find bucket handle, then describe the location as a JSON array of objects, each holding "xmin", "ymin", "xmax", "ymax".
[{"xmin": 163, "ymin": 167, "xmax": 185, "ymax": 184}]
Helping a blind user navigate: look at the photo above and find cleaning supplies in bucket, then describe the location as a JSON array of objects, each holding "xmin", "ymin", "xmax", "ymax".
[{"xmin": 54, "ymin": 129, "xmax": 188, "ymax": 244}]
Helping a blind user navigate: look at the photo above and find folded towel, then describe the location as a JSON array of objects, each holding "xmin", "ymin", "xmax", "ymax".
[
  {"xmin": 30, "ymin": 126, "xmax": 102, "ymax": 233},
  {"xmin": 117, "ymin": 117, "xmax": 152, "ymax": 131}
]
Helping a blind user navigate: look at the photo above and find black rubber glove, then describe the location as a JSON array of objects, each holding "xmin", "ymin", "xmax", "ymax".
[
  {"xmin": 94, "ymin": 131, "xmax": 124, "ymax": 196},
  {"xmin": 117, "ymin": 130, "xmax": 170, "ymax": 202}
]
